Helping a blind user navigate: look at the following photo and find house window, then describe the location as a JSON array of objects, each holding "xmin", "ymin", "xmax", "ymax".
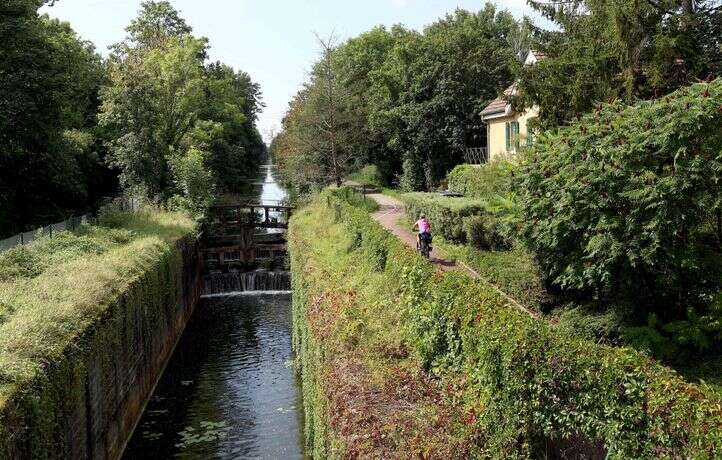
[{"xmin": 505, "ymin": 121, "xmax": 520, "ymax": 151}]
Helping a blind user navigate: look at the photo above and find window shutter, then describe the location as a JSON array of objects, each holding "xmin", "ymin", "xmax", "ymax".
[
  {"xmin": 526, "ymin": 125, "xmax": 533, "ymax": 147},
  {"xmin": 505, "ymin": 122, "xmax": 510, "ymax": 151}
]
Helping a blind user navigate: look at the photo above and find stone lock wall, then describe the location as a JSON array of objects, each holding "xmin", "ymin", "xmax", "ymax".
[{"xmin": 0, "ymin": 238, "xmax": 201, "ymax": 460}]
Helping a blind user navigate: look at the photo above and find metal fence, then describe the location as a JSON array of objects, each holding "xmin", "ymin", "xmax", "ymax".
[
  {"xmin": 0, "ymin": 196, "xmax": 141, "ymax": 253},
  {"xmin": 464, "ymin": 147, "xmax": 488, "ymax": 165}
]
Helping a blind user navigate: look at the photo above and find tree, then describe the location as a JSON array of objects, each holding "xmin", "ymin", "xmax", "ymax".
[
  {"xmin": 515, "ymin": 80, "xmax": 722, "ymax": 320},
  {"xmin": 100, "ymin": 34, "xmax": 207, "ymax": 198},
  {"xmin": 368, "ymin": 5, "xmax": 520, "ymax": 188},
  {"xmin": 274, "ymin": 35, "xmax": 361, "ymax": 189},
  {"xmin": 274, "ymin": 3, "xmax": 522, "ymax": 191},
  {"xmin": 198, "ymin": 63, "xmax": 266, "ymax": 193},
  {"xmin": 99, "ymin": 1, "xmax": 265, "ymax": 209},
  {"xmin": 0, "ymin": 0, "xmax": 109, "ymax": 236},
  {"xmin": 516, "ymin": 0, "xmax": 722, "ymax": 128}
]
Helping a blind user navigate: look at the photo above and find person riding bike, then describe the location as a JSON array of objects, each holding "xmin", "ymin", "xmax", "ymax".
[{"xmin": 413, "ymin": 214, "xmax": 432, "ymax": 255}]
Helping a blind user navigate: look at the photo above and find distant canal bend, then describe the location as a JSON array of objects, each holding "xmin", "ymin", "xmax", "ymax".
[{"xmin": 123, "ymin": 164, "xmax": 305, "ymax": 459}]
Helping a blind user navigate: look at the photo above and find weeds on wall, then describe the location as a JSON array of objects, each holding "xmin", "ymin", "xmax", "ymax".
[{"xmin": 290, "ymin": 190, "xmax": 722, "ymax": 458}]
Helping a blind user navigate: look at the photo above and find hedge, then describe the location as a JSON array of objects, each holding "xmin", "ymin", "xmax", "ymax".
[
  {"xmin": 400, "ymin": 193, "xmax": 489, "ymax": 244},
  {"xmin": 291, "ymin": 190, "xmax": 722, "ymax": 458},
  {"xmin": 446, "ymin": 160, "xmax": 514, "ymax": 200}
]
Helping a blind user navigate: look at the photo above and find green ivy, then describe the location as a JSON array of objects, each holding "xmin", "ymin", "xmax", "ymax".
[{"xmin": 292, "ymin": 190, "xmax": 722, "ymax": 458}]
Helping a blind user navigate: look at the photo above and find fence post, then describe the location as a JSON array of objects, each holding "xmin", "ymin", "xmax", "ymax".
[{"xmin": 20, "ymin": 233, "xmax": 24, "ymax": 246}]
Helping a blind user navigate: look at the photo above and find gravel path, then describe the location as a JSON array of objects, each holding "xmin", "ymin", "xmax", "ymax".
[{"xmin": 369, "ymin": 193, "xmax": 458, "ymax": 272}]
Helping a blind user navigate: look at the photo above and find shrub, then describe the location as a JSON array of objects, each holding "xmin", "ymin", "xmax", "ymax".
[
  {"xmin": 462, "ymin": 215, "xmax": 509, "ymax": 250},
  {"xmin": 0, "ymin": 247, "xmax": 42, "ymax": 282},
  {"xmin": 555, "ymin": 304, "xmax": 624, "ymax": 344},
  {"xmin": 447, "ymin": 159, "xmax": 515, "ymax": 199},
  {"xmin": 348, "ymin": 164, "xmax": 384, "ymax": 188},
  {"xmin": 400, "ymin": 193, "xmax": 486, "ymax": 243},
  {"xmin": 399, "ymin": 158, "xmax": 425, "ymax": 191},
  {"xmin": 516, "ymin": 79, "xmax": 722, "ymax": 315}
]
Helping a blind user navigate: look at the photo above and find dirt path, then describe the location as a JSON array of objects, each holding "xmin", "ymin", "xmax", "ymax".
[
  {"xmin": 369, "ymin": 194, "xmax": 458, "ymax": 272},
  {"xmin": 368, "ymin": 193, "xmax": 539, "ymax": 318}
]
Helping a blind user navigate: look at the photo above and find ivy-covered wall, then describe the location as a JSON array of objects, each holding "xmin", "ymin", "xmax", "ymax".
[
  {"xmin": 290, "ymin": 191, "xmax": 722, "ymax": 458},
  {"xmin": 0, "ymin": 237, "xmax": 201, "ymax": 459}
]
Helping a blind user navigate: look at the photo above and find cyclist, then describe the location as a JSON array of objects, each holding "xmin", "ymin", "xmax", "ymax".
[{"xmin": 413, "ymin": 213, "xmax": 432, "ymax": 254}]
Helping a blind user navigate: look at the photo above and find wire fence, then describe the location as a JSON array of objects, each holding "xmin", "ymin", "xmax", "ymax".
[{"xmin": 0, "ymin": 196, "xmax": 142, "ymax": 253}]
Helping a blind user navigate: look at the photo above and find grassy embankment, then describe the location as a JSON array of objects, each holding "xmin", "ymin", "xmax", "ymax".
[
  {"xmin": 396, "ymin": 158, "xmax": 722, "ymax": 393},
  {"xmin": 291, "ymin": 190, "xmax": 722, "ymax": 458},
  {"xmin": 0, "ymin": 206, "xmax": 195, "ymax": 454},
  {"xmin": 397, "ymin": 191, "xmax": 551, "ymax": 312}
]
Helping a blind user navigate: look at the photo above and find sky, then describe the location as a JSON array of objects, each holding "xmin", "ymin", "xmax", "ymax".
[{"xmin": 41, "ymin": 0, "xmax": 549, "ymax": 144}]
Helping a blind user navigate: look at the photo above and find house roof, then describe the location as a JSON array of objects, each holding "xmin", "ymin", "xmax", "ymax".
[{"xmin": 480, "ymin": 84, "xmax": 515, "ymax": 118}]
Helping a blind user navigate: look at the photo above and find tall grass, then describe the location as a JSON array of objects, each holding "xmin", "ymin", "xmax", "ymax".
[{"xmin": 0, "ymin": 207, "xmax": 195, "ymax": 405}]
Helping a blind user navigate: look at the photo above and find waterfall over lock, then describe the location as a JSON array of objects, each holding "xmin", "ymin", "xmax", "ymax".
[{"xmin": 202, "ymin": 270, "xmax": 291, "ymax": 295}]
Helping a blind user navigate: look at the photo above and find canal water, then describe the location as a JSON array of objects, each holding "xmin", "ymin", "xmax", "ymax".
[{"xmin": 123, "ymin": 164, "xmax": 305, "ymax": 459}]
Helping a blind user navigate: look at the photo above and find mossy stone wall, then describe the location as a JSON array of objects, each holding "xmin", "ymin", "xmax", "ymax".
[{"xmin": 0, "ymin": 237, "xmax": 201, "ymax": 460}]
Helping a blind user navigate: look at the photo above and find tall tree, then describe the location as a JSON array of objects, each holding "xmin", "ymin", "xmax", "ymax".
[
  {"xmin": 368, "ymin": 5, "xmax": 520, "ymax": 188},
  {"xmin": 275, "ymin": 35, "xmax": 361, "ymax": 189},
  {"xmin": 274, "ymin": 3, "xmax": 522, "ymax": 191},
  {"xmin": 0, "ymin": 0, "xmax": 109, "ymax": 236},
  {"xmin": 100, "ymin": 1, "xmax": 265, "ymax": 209},
  {"xmin": 517, "ymin": 0, "xmax": 722, "ymax": 128}
]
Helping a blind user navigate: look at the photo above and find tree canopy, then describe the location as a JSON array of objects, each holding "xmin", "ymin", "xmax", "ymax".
[
  {"xmin": 0, "ymin": 0, "xmax": 266, "ymax": 235},
  {"xmin": 0, "ymin": 0, "xmax": 110, "ymax": 236},
  {"xmin": 516, "ymin": 0, "xmax": 722, "ymax": 128},
  {"xmin": 100, "ymin": 1, "xmax": 265, "ymax": 210},
  {"xmin": 272, "ymin": 3, "xmax": 524, "ymax": 191}
]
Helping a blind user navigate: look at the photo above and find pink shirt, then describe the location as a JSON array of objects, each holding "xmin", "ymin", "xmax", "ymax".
[{"xmin": 416, "ymin": 219, "xmax": 431, "ymax": 233}]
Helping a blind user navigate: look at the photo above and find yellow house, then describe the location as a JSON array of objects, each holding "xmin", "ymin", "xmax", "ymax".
[{"xmin": 480, "ymin": 51, "xmax": 544, "ymax": 161}]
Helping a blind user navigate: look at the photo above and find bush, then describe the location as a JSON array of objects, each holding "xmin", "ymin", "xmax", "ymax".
[
  {"xmin": 555, "ymin": 304, "xmax": 624, "ymax": 344},
  {"xmin": 0, "ymin": 247, "xmax": 42, "ymax": 282},
  {"xmin": 516, "ymin": 79, "xmax": 722, "ymax": 315},
  {"xmin": 399, "ymin": 158, "xmax": 426, "ymax": 191},
  {"xmin": 400, "ymin": 192, "xmax": 489, "ymax": 244},
  {"xmin": 447, "ymin": 159, "xmax": 515, "ymax": 199},
  {"xmin": 348, "ymin": 164, "xmax": 384, "ymax": 188},
  {"xmin": 462, "ymin": 215, "xmax": 509, "ymax": 250}
]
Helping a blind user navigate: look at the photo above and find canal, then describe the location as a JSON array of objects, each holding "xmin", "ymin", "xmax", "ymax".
[{"xmin": 123, "ymin": 164, "xmax": 305, "ymax": 459}]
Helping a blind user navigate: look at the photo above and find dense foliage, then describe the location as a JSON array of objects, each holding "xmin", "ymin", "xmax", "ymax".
[
  {"xmin": 516, "ymin": 80, "xmax": 722, "ymax": 328},
  {"xmin": 272, "ymin": 4, "xmax": 523, "ymax": 192},
  {"xmin": 516, "ymin": 0, "xmax": 722, "ymax": 128},
  {"xmin": 291, "ymin": 191, "xmax": 722, "ymax": 458},
  {"xmin": 0, "ymin": 1, "xmax": 265, "ymax": 236},
  {"xmin": 100, "ymin": 1, "xmax": 265, "ymax": 212},
  {"xmin": 447, "ymin": 161, "xmax": 514, "ymax": 200},
  {"xmin": 400, "ymin": 193, "xmax": 487, "ymax": 244},
  {"xmin": 0, "ymin": 0, "xmax": 112, "ymax": 237}
]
